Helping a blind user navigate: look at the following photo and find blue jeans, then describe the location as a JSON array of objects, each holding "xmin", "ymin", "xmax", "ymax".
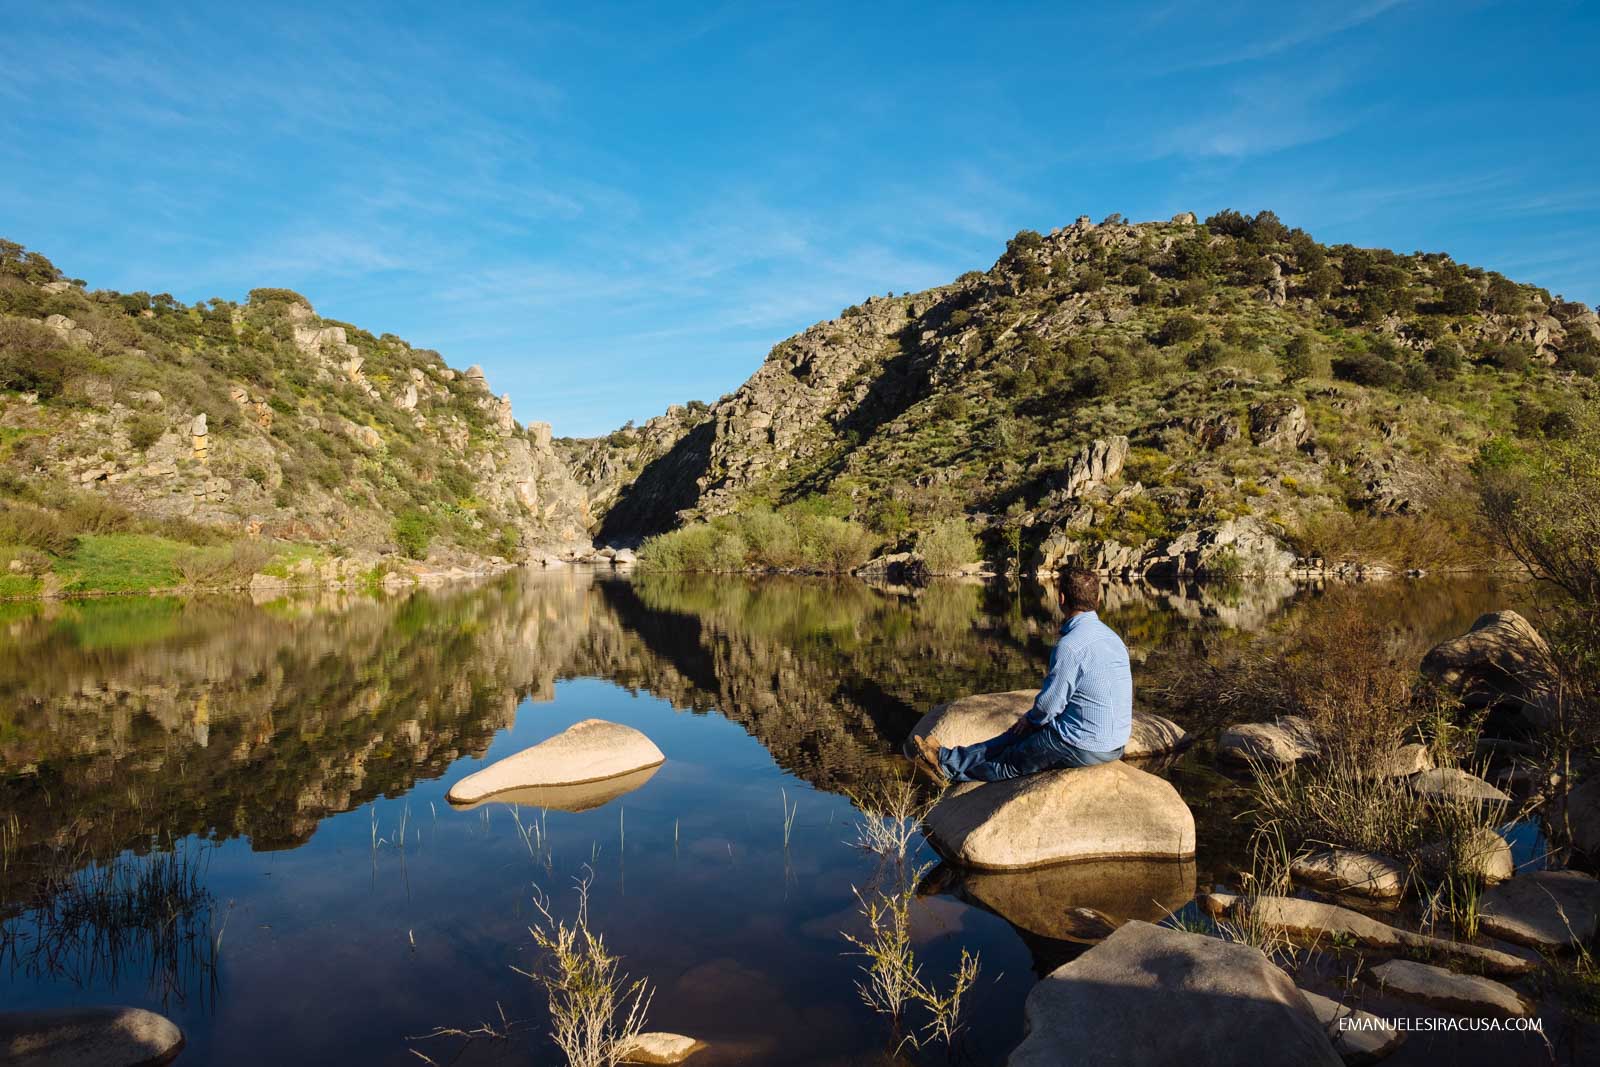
[{"xmin": 938, "ymin": 725, "xmax": 1124, "ymax": 783}]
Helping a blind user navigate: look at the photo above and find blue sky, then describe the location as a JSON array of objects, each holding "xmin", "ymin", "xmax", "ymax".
[{"xmin": 3, "ymin": 1, "xmax": 1596, "ymax": 436}]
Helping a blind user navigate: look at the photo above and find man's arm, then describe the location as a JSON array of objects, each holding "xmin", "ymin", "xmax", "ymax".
[{"xmin": 1023, "ymin": 641, "xmax": 1079, "ymax": 728}]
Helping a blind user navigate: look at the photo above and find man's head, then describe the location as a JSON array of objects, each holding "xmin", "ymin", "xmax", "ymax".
[{"xmin": 1058, "ymin": 567, "xmax": 1101, "ymax": 615}]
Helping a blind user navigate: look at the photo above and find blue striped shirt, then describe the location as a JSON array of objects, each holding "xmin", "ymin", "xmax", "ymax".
[{"xmin": 1024, "ymin": 611, "xmax": 1133, "ymax": 751}]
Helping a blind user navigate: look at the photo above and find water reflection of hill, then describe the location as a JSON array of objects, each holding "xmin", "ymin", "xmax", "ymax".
[{"xmin": 1, "ymin": 569, "xmax": 1523, "ymax": 902}]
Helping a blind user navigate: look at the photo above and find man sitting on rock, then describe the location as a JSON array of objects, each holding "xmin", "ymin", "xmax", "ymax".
[{"xmin": 911, "ymin": 567, "xmax": 1131, "ymax": 782}]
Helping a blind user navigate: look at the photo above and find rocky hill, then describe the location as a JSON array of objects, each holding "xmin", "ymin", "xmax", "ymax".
[
  {"xmin": 575, "ymin": 211, "xmax": 1599, "ymax": 576},
  {"xmin": 0, "ymin": 240, "xmax": 591, "ymax": 592}
]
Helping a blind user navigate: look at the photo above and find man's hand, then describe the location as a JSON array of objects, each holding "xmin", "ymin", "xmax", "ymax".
[{"xmin": 1004, "ymin": 717, "xmax": 1033, "ymax": 739}]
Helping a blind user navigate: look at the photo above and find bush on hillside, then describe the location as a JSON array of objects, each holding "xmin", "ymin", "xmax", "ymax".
[
  {"xmin": 0, "ymin": 318, "xmax": 72, "ymax": 397},
  {"xmin": 915, "ymin": 518, "xmax": 979, "ymax": 574}
]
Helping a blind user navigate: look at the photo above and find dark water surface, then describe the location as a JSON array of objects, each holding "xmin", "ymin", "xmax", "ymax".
[{"xmin": 0, "ymin": 571, "xmax": 1542, "ymax": 1064}]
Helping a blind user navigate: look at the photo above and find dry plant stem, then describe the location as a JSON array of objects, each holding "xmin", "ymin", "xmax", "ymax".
[
  {"xmin": 519, "ymin": 869, "xmax": 651, "ymax": 1067},
  {"xmin": 841, "ymin": 861, "xmax": 979, "ymax": 1052}
]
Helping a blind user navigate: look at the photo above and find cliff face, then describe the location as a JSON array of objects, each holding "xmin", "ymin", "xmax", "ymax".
[
  {"xmin": 576, "ymin": 212, "xmax": 1598, "ymax": 572},
  {"xmin": 0, "ymin": 255, "xmax": 592, "ymax": 563}
]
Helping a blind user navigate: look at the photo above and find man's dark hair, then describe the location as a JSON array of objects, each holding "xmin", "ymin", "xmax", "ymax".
[{"xmin": 1059, "ymin": 567, "xmax": 1101, "ymax": 613}]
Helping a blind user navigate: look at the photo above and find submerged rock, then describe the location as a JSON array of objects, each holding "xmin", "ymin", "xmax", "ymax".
[
  {"xmin": 923, "ymin": 761, "xmax": 1195, "ymax": 870},
  {"xmin": 1216, "ymin": 715, "xmax": 1319, "ymax": 765},
  {"xmin": 1200, "ymin": 893, "xmax": 1533, "ymax": 976},
  {"xmin": 1478, "ymin": 869, "xmax": 1600, "ymax": 950},
  {"xmin": 446, "ymin": 719, "xmax": 664, "ymax": 805},
  {"xmin": 1299, "ymin": 990, "xmax": 1405, "ymax": 1066},
  {"xmin": 907, "ymin": 690, "xmax": 1191, "ymax": 759},
  {"xmin": 1290, "ymin": 849, "xmax": 1407, "ymax": 901},
  {"xmin": 1007, "ymin": 921, "xmax": 1342, "ymax": 1066},
  {"xmin": 619, "ymin": 1031, "xmax": 706, "ymax": 1064},
  {"xmin": 1363, "ymin": 959, "xmax": 1534, "ymax": 1018},
  {"xmin": 1410, "ymin": 768, "xmax": 1510, "ymax": 805},
  {"xmin": 0, "ymin": 1005, "xmax": 184, "ymax": 1067}
]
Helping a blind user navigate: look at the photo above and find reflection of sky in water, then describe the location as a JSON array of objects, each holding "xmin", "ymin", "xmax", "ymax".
[
  {"xmin": 0, "ymin": 574, "xmax": 1543, "ymax": 1064},
  {"xmin": 3, "ymin": 678, "xmax": 1037, "ymax": 1065}
]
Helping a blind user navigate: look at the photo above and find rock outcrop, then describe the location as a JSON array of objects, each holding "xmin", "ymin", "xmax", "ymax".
[
  {"xmin": 923, "ymin": 761, "xmax": 1195, "ymax": 869},
  {"xmin": 1007, "ymin": 921, "xmax": 1343, "ymax": 1067}
]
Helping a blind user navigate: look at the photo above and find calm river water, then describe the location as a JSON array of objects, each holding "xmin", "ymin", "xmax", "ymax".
[{"xmin": 0, "ymin": 570, "xmax": 1543, "ymax": 1064}]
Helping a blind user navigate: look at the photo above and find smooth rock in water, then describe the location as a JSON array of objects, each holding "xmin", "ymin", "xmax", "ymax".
[
  {"xmin": 0, "ymin": 1005, "xmax": 184, "ymax": 1067},
  {"xmin": 1478, "ymin": 869, "xmax": 1600, "ymax": 950},
  {"xmin": 447, "ymin": 719, "xmax": 664, "ymax": 805},
  {"xmin": 1217, "ymin": 715, "xmax": 1319, "ymax": 765},
  {"xmin": 1291, "ymin": 849, "xmax": 1407, "ymax": 901},
  {"xmin": 924, "ymin": 762, "xmax": 1195, "ymax": 870},
  {"xmin": 1299, "ymin": 990, "xmax": 1405, "ymax": 1066},
  {"xmin": 447, "ymin": 764, "xmax": 660, "ymax": 813},
  {"xmin": 1363, "ymin": 959, "xmax": 1533, "ymax": 1018},
  {"xmin": 1411, "ymin": 768, "xmax": 1509, "ymax": 805},
  {"xmin": 908, "ymin": 690, "xmax": 1190, "ymax": 759},
  {"xmin": 1418, "ymin": 826, "xmax": 1513, "ymax": 883},
  {"xmin": 1199, "ymin": 893, "xmax": 1533, "ymax": 976},
  {"xmin": 620, "ymin": 1031, "xmax": 706, "ymax": 1064},
  {"xmin": 941, "ymin": 856, "xmax": 1196, "ymax": 943},
  {"xmin": 1366, "ymin": 743, "xmax": 1433, "ymax": 778},
  {"xmin": 1007, "ymin": 920, "xmax": 1342, "ymax": 1067}
]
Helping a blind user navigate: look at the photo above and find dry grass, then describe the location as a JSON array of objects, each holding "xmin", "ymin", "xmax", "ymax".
[
  {"xmin": 843, "ymin": 777, "xmax": 935, "ymax": 863},
  {"xmin": 518, "ymin": 871, "xmax": 651, "ymax": 1067},
  {"xmin": 840, "ymin": 863, "xmax": 980, "ymax": 1053}
]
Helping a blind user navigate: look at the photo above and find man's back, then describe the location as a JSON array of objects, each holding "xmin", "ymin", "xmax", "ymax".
[{"xmin": 1027, "ymin": 611, "xmax": 1133, "ymax": 752}]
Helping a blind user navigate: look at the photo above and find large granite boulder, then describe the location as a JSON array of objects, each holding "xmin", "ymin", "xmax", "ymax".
[
  {"xmin": 1007, "ymin": 921, "xmax": 1342, "ymax": 1066},
  {"xmin": 0, "ymin": 1006, "xmax": 184, "ymax": 1067},
  {"xmin": 1421, "ymin": 611, "xmax": 1556, "ymax": 728},
  {"xmin": 907, "ymin": 690, "xmax": 1190, "ymax": 759},
  {"xmin": 447, "ymin": 719, "xmax": 664, "ymax": 806},
  {"xmin": 1478, "ymin": 869, "xmax": 1600, "ymax": 950},
  {"xmin": 923, "ymin": 762, "xmax": 1195, "ymax": 870}
]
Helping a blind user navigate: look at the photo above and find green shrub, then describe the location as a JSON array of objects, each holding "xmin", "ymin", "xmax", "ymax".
[
  {"xmin": 394, "ymin": 510, "xmax": 436, "ymax": 559},
  {"xmin": 1279, "ymin": 335, "xmax": 1325, "ymax": 382},
  {"xmin": 126, "ymin": 413, "xmax": 167, "ymax": 451},
  {"xmin": 0, "ymin": 317, "xmax": 72, "ymax": 397},
  {"xmin": 1332, "ymin": 350, "xmax": 1402, "ymax": 388},
  {"xmin": 1156, "ymin": 313, "xmax": 1204, "ymax": 347},
  {"xmin": 914, "ymin": 519, "xmax": 978, "ymax": 574}
]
